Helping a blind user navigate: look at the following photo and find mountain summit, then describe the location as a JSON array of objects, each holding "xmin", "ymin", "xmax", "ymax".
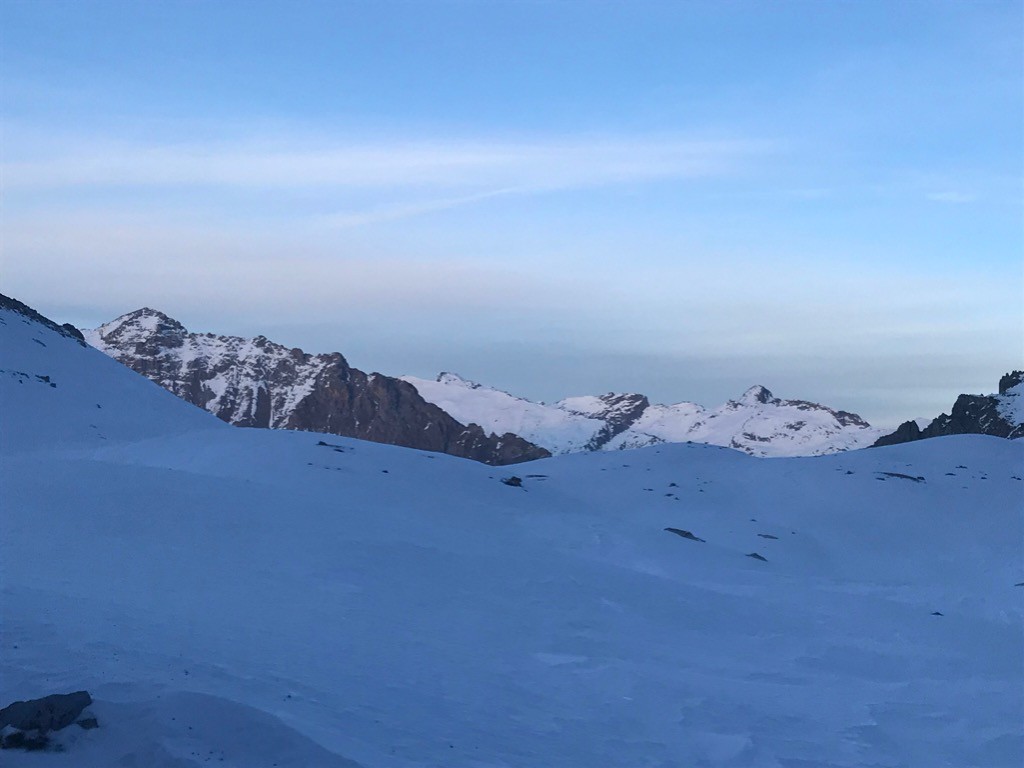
[
  {"xmin": 402, "ymin": 373, "xmax": 882, "ymax": 457},
  {"xmin": 85, "ymin": 310, "xmax": 549, "ymax": 465}
]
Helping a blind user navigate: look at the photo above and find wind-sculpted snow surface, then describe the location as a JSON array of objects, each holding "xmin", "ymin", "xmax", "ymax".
[
  {"xmin": 404, "ymin": 373, "xmax": 883, "ymax": 456},
  {"xmin": 3, "ymin": 299, "xmax": 1022, "ymax": 767}
]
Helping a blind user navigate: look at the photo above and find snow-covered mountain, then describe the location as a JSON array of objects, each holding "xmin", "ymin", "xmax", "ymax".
[
  {"xmin": 402, "ymin": 373, "xmax": 883, "ymax": 457},
  {"xmin": 3, "ymin": 295, "xmax": 1022, "ymax": 767},
  {"xmin": 875, "ymin": 370, "xmax": 1024, "ymax": 446},
  {"xmin": 84, "ymin": 308, "xmax": 549, "ymax": 465},
  {"xmin": 86, "ymin": 308, "xmax": 878, "ymax": 460}
]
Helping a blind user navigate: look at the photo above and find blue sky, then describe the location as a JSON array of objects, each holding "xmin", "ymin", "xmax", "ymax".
[{"xmin": 2, "ymin": 1, "xmax": 1021, "ymax": 425}]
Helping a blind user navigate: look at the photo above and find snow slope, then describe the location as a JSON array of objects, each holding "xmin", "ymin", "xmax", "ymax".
[
  {"xmin": 997, "ymin": 382, "xmax": 1024, "ymax": 427},
  {"xmin": 1, "ymin": 304, "xmax": 223, "ymax": 453},
  {"xmin": 403, "ymin": 374, "xmax": 883, "ymax": 457},
  {"xmin": 3, "ymin": 304, "xmax": 1023, "ymax": 767},
  {"xmin": 400, "ymin": 372, "xmax": 605, "ymax": 453}
]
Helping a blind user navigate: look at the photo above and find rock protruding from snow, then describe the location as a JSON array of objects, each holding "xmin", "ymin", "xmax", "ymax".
[
  {"xmin": 558, "ymin": 392, "xmax": 652, "ymax": 450},
  {"xmin": 0, "ymin": 691, "xmax": 92, "ymax": 733},
  {"xmin": 0, "ymin": 293, "xmax": 85, "ymax": 346},
  {"xmin": 874, "ymin": 371, "xmax": 1024, "ymax": 447},
  {"xmin": 86, "ymin": 310, "xmax": 550, "ymax": 466},
  {"xmin": 403, "ymin": 375, "xmax": 882, "ymax": 457},
  {"xmin": 737, "ymin": 385, "xmax": 775, "ymax": 406}
]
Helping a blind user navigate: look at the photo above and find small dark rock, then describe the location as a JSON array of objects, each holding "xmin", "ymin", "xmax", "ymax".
[
  {"xmin": 2, "ymin": 730, "xmax": 50, "ymax": 750},
  {"xmin": 931, "ymin": 611, "xmax": 944, "ymax": 616},
  {"xmin": 746, "ymin": 552, "xmax": 768, "ymax": 562},
  {"xmin": 664, "ymin": 527, "xmax": 705, "ymax": 543},
  {"xmin": 76, "ymin": 717, "xmax": 99, "ymax": 730},
  {"xmin": 757, "ymin": 533, "xmax": 778, "ymax": 540},
  {"xmin": 500, "ymin": 476, "xmax": 523, "ymax": 487},
  {"xmin": 877, "ymin": 472, "xmax": 925, "ymax": 483}
]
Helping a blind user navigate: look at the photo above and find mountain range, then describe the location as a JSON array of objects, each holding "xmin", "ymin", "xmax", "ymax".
[
  {"xmin": 83, "ymin": 308, "xmax": 548, "ymax": 466},
  {"xmin": 85, "ymin": 307, "xmax": 888, "ymax": 461},
  {"xmin": 401, "ymin": 373, "xmax": 882, "ymax": 457}
]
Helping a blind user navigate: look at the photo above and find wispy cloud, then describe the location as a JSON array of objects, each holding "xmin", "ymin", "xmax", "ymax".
[
  {"xmin": 1, "ymin": 133, "xmax": 770, "ymax": 193},
  {"xmin": 320, "ymin": 188, "xmax": 521, "ymax": 228},
  {"xmin": 925, "ymin": 190, "xmax": 977, "ymax": 204}
]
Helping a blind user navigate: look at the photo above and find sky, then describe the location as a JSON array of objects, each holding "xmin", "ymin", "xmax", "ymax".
[{"xmin": 2, "ymin": 0, "xmax": 1021, "ymax": 426}]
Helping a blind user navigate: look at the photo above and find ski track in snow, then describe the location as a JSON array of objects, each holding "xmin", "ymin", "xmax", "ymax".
[{"xmin": 3, "ymin": 306, "xmax": 1023, "ymax": 767}]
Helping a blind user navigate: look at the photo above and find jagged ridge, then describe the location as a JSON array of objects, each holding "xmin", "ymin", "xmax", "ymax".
[
  {"xmin": 85, "ymin": 309, "xmax": 550, "ymax": 465},
  {"xmin": 402, "ymin": 374, "xmax": 883, "ymax": 457},
  {"xmin": 0, "ymin": 294, "xmax": 86, "ymax": 346},
  {"xmin": 873, "ymin": 371, "xmax": 1024, "ymax": 447}
]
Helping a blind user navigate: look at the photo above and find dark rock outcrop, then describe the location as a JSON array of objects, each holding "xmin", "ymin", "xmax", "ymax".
[
  {"xmin": 85, "ymin": 309, "xmax": 550, "ymax": 465},
  {"xmin": 664, "ymin": 527, "xmax": 705, "ymax": 542},
  {"xmin": 999, "ymin": 370, "xmax": 1024, "ymax": 395},
  {"xmin": 569, "ymin": 393, "xmax": 651, "ymax": 450},
  {"xmin": 0, "ymin": 691, "xmax": 92, "ymax": 734},
  {"xmin": 873, "ymin": 371, "xmax": 1024, "ymax": 447}
]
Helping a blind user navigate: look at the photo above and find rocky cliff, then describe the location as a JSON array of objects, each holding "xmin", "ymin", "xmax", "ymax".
[
  {"xmin": 85, "ymin": 309, "xmax": 549, "ymax": 465},
  {"xmin": 873, "ymin": 371, "xmax": 1024, "ymax": 447}
]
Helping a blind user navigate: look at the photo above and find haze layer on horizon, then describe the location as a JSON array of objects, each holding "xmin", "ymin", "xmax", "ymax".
[{"xmin": 2, "ymin": 0, "xmax": 1021, "ymax": 427}]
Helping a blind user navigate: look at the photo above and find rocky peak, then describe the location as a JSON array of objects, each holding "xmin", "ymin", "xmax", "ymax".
[
  {"xmin": 85, "ymin": 310, "xmax": 549, "ymax": 465},
  {"xmin": 95, "ymin": 308, "xmax": 188, "ymax": 351},
  {"xmin": 737, "ymin": 385, "xmax": 777, "ymax": 406},
  {"xmin": 998, "ymin": 370, "xmax": 1023, "ymax": 395},
  {"xmin": 436, "ymin": 372, "xmax": 482, "ymax": 389}
]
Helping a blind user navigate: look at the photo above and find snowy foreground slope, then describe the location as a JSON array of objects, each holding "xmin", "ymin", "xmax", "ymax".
[
  {"xmin": 3, "ymin": 304, "xmax": 1024, "ymax": 767},
  {"xmin": 402, "ymin": 373, "xmax": 882, "ymax": 457}
]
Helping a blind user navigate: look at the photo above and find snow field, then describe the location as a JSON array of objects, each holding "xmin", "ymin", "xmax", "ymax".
[{"xmin": 2, "ymin": 306, "xmax": 1022, "ymax": 767}]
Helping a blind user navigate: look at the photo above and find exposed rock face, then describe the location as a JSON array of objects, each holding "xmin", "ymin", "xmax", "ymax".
[
  {"xmin": 85, "ymin": 309, "xmax": 549, "ymax": 465},
  {"xmin": 873, "ymin": 371, "xmax": 1024, "ymax": 447},
  {"xmin": 999, "ymin": 370, "xmax": 1024, "ymax": 395},
  {"xmin": 0, "ymin": 691, "xmax": 92, "ymax": 733},
  {"xmin": 558, "ymin": 392, "xmax": 652, "ymax": 451}
]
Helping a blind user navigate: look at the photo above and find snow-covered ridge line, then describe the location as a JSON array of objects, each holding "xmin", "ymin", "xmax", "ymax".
[{"xmin": 402, "ymin": 374, "xmax": 883, "ymax": 457}]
